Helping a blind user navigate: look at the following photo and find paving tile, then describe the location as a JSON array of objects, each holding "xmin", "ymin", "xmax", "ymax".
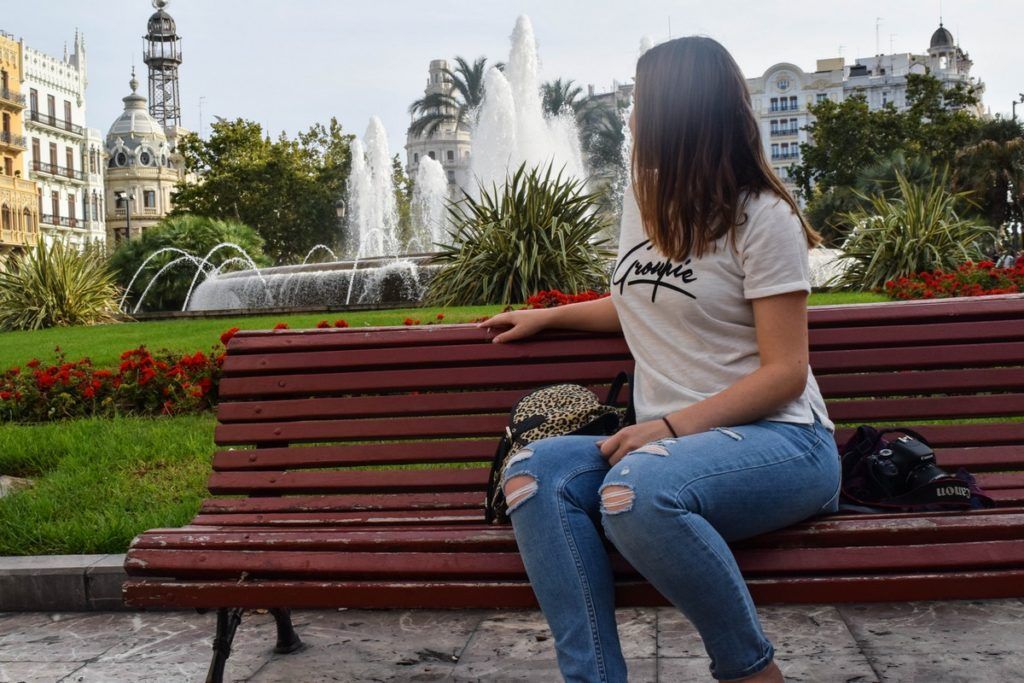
[
  {"xmin": 660, "ymin": 653, "xmax": 878, "ymax": 682},
  {"xmin": 0, "ymin": 660, "xmax": 85, "ymax": 683},
  {"xmin": 247, "ymin": 608, "xmax": 485, "ymax": 683},
  {"xmin": 450, "ymin": 607, "xmax": 655, "ymax": 681},
  {"xmin": 866, "ymin": 651, "xmax": 1024, "ymax": 683},
  {"xmin": 838, "ymin": 599, "xmax": 1024, "ymax": 655},
  {"xmin": 0, "ymin": 612, "xmax": 129, "ymax": 662}
]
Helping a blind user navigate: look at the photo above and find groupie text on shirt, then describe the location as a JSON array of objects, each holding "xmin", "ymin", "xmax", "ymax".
[{"xmin": 611, "ymin": 239, "xmax": 698, "ymax": 302}]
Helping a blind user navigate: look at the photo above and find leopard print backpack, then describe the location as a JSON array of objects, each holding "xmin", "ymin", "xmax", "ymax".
[{"xmin": 483, "ymin": 371, "xmax": 635, "ymax": 524}]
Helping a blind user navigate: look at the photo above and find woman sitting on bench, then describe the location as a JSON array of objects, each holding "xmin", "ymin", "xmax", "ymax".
[{"xmin": 478, "ymin": 35, "xmax": 840, "ymax": 683}]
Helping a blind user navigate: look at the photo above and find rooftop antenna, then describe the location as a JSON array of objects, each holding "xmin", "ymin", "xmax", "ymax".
[
  {"xmin": 668, "ymin": 16, "xmax": 672, "ymax": 39},
  {"xmin": 890, "ymin": 33, "xmax": 896, "ymax": 54},
  {"xmin": 875, "ymin": 17, "xmax": 882, "ymax": 55},
  {"xmin": 198, "ymin": 96, "xmax": 206, "ymax": 139}
]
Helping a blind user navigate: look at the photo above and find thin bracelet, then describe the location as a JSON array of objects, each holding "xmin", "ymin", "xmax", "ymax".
[{"xmin": 662, "ymin": 415, "xmax": 678, "ymax": 437}]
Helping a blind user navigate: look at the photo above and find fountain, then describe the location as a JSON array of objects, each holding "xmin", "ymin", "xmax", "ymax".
[{"xmin": 130, "ymin": 15, "xmax": 602, "ymax": 314}]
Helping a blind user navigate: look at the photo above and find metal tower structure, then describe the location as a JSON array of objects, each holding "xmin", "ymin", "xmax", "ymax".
[{"xmin": 142, "ymin": 0, "xmax": 182, "ymax": 129}]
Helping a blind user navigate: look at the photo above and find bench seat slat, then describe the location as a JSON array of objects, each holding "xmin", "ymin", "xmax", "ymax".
[
  {"xmin": 121, "ymin": 567, "xmax": 1024, "ymax": 609},
  {"xmin": 198, "ymin": 491, "xmax": 484, "ymax": 512},
  {"xmin": 123, "ymin": 540, "xmax": 1024, "ymax": 581},
  {"xmin": 130, "ymin": 512, "xmax": 1024, "ymax": 552},
  {"xmin": 809, "ymin": 318, "xmax": 1024, "ymax": 349},
  {"xmin": 191, "ymin": 510, "xmax": 484, "ymax": 526}
]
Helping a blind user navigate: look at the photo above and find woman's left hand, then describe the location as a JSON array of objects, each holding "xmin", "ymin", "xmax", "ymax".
[{"xmin": 596, "ymin": 420, "xmax": 674, "ymax": 467}]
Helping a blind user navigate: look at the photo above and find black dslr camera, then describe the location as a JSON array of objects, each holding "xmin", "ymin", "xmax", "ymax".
[{"xmin": 865, "ymin": 434, "xmax": 948, "ymax": 498}]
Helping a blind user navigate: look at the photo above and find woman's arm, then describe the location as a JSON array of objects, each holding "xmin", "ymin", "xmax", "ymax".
[
  {"xmin": 477, "ymin": 294, "xmax": 621, "ymax": 343},
  {"xmin": 597, "ymin": 290, "xmax": 809, "ymax": 465}
]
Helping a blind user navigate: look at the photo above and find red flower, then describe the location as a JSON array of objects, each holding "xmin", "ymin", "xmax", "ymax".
[
  {"xmin": 334, "ymin": 319, "xmax": 349, "ymax": 328},
  {"xmin": 26, "ymin": 359, "xmax": 40, "ymax": 368},
  {"xmin": 0, "ymin": 391, "xmax": 11, "ymax": 401},
  {"xmin": 403, "ymin": 318, "xmax": 421, "ymax": 326},
  {"xmin": 220, "ymin": 327, "xmax": 241, "ymax": 346},
  {"xmin": 436, "ymin": 313, "xmax": 445, "ymax": 320},
  {"xmin": 273, "ymin": 322, "xmax": 289, "ymax": 330},
  {"xmin": 316, "ymin": 320, "xmax": 331, "ymax": 328},
  {"xmin": 82, "ymin": 386, "xmax": 96, "ymax": 399}
]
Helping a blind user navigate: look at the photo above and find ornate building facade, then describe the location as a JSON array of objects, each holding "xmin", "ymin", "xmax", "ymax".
[
  {"xmin": 0, "ymin": 30, "xmax": 39, "ymax": 263},
  {"xmin": 746, "ymin": 22, "xmax": 985, "ymax": 196},
  {"xmin": 104, "ymin": 73, "xmax": 180, "ymax": 245},
  {"xmin": 405, "ymin": 59, "xmax": 472, "ymax": 193},
  {"xmin": 21, "ymin": 30, "xmax": 106, "ymax": 249}
]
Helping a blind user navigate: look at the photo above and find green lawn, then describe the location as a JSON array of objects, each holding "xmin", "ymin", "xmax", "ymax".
[
  {"xmin": 0, "ymin": 415, "xmax": 215, "ymax": 556},
  {"xmin": 0, "ymin": 293, "xmax": 887, "ymax": 370}
]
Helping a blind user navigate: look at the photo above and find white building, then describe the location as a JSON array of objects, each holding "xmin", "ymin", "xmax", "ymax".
[
  {"xmin": 405, "ymin": 59, "xmax": 472, "ymax": 193},
  {"xmin": 20, "ymin": 30, "xmax": 105, "ymax": 248},
  {"xmin": 747, "ymin": 22, "xmax": 985, "ymax": 195}
]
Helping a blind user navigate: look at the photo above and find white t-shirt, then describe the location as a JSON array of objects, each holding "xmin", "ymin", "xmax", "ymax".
[{"xmin": 609, "ymin": 185, "xmax": 835, "ymax": 433}]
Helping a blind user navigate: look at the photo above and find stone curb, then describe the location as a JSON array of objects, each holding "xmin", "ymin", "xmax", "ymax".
[{"xmin": 0, "ymin": 554, "xmax": 130, "ymax": 612}]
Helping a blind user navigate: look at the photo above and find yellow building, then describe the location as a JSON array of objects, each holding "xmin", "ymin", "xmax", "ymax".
[{"xmin": 0, "ymin": 30, "xmax": 39, "ymax": 262}]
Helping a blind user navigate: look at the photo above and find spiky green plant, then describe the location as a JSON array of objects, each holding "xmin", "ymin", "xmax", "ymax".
[
  {"xmin": 425, "ymin": 162, "xmax": 614, "ymax": 306},
  {"xmin": 0, "ymin": 239, "xmax": 122, "ymax": 331},
  {"xmin": 828, "ymin": 170, "xmax": 995, "ymax": 291}
]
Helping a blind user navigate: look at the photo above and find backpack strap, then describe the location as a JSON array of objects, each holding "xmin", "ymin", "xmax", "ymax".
[{"xmin": 605, "ymin": 371, "xmax": 637, "ymax": 427}]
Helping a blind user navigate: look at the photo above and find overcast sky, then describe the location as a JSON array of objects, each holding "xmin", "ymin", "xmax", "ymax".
[{"xmin": 6, "ymin": 1, "xmax": 1020, "ymax": 156}]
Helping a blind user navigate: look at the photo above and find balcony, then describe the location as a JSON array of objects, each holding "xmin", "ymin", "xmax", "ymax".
[
  {"xmin": 40, "ymin": 214, "xmax": 81, "ymax": 229},
  {"xmin": 32, "ymin": 161, "xmax": 86, "ymax": 183},
  {"xmin": 771, "ymin": 152, "xmax": 801, "ymax": 161},
  {"xmin": 0, "ymin": 87, "xmax": 26, "ymax": 109},
  {"xmin": 768, "ymin": 102, "xmax": 802, "ymax": 113},
  {"xmin": 0, "ymin": 130, "xmax": 26, "ymax": 150},
  {"xmin": 27, "ymin": 110, "xmax": 84, "ymax": 136},
  {"xmin": 770, "ymin": 128, "xmax": 800, "ymax": 138}
]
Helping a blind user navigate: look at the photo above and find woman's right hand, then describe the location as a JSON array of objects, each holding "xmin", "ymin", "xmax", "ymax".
[{"xmin": 475, "ymin": 308, "xmax": 554, "ymax": 343}]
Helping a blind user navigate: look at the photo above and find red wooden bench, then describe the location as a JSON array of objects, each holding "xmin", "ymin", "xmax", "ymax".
[{"xmin": 122, "ymin": 293, "xmax": 1024, "ymax": 682}]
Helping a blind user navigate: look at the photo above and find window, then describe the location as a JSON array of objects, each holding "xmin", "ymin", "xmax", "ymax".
[
  {"xmin": 777, "ymin": 78, "xmax": 789, "ymax": 91},
  {"xmin": 3, "ymin": 157, "xmax": 11, "ymax": 176},
  {"xmin": 881, "ymin": 91, "xmax": 890, "ymax": 106},
  {"xmin": 769, "ymin": 119, "xmax": 778, "ymax": 134},
  {"xmin": 144, "ymin": 190, "xmax": 156, "ymax": 208},
  {"xmin": 115, "ymin": 151, "xmax": 127, "ymax": 167},
  {"xmin": 51, "ymin": 191, "xmax": 59, "ymax": 218},
  {"xmin": 47, "ymin": 94, "xmax": 55, "ymax": 119},
  {"xmin": 789, "ymin": 96, "xmax": 798, "ymax": 110},
  {"xmin": 49, "ymin": 142, "xmax": 57, "ymax": 168},
  {"xmin": 790, "ymin": 118, "xmax": 798, "ymax": 134},
  {"xmin": 66, "ymin": 147, "xmax": 74, "ymax": 174},
  {"xmin": 29, "ymin": 89, "xmax": 37, "ymax": 114},
  {"xmin": 769, "ymin": 97, "xmax": 778, "ymax": 112},
  {"xmin": 89, "ymin": 149, "xmax": 97, "ymax": 174},
  {"xmin": 428, "ymin": 151, "xmax": 436, "ymax": 160},
  {"xmin": 64, "ymin": 100, "xmax": 72, "ymax": 128},
  {"xmin": 140, "ymin": 150, "xmax": 152, "ymax": 166},
  {"xmin": 447, "ymin": 170, "xmax": 455, "ymax": 183},
  {"xmin": 1, "ymin": 204, "xmax": 10, "ymax": 232},
  {"xmin": 68, "ymin": 195, "xmax": 76, "ymax": 225},
  {"xmin": 446, "ymin": 150, "xmax": 454, "ymax": 161},
  {"xmin": 771, "ymin": 143, "xmax": 779, "ymax": 158},
  {"xmin": 23, "ymin": 208, "xmax": 32, "ymax": 234},
  {"xmin": 31, "ymin": 138, "xmax": 40, "ymax": 166},
  {"xmin": 816, "ymin": 93, "xmax": 828, "ymax": 104},
  {"xmin": 413, "ymin": 152, "xmax": 419, "ymax": 163},
  {"xmin": 1, "ymin": 112, "xmax": 8, "ymax": 134},
  {"xmin": 0, "ymin": 70, "xmax": 6, "ymax": 93},
  {"xmin": 92, "ymin": 192, "xmax": 99, "ymax": 220}
]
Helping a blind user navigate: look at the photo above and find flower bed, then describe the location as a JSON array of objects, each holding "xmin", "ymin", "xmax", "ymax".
[
  {"xmin": 523, "ymin": 289, "xmax": 610, "ymax": 308},
  {"xmin": 884, "ymin": 259, "xmax": 1024, "ymax": 300}
]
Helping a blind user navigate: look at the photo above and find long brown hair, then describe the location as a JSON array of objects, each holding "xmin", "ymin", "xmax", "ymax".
[{"xmin": 630, "ymin": 36, "xmax": 822, "ymax": 261}]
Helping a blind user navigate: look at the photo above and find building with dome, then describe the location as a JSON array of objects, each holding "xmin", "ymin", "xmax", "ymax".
[
  {"xmin": 103, "ymin": 72, "xmax": 181, "ymax": 245},
  {"xmin": 746, "ymin": 21, "xmax": 985, "ymax": 196},
  {"xmin": 404, "ymin": 59, "xmax": 473, "ymax": 193}
]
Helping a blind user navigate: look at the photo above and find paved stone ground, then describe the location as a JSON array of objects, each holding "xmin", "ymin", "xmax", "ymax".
[{"xmin": 1, "ymin": 599, "xmax": 1022, "ymax": 682}]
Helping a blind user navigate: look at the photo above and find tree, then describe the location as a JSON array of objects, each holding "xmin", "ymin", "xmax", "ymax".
[
  {"xmin": 172, "ymin": 117, "xmax": 354, "ymax": 263},
  {"xmin": 408, "ymin": 56, "xmax": 498, "ymax": 138},
  {"xmin": 541, "ymin": 78, "xmax": 584, "ymax": 116},
  {"xmin": 109, "ymin": 214, "xmax": 271, "ymax": 313}
]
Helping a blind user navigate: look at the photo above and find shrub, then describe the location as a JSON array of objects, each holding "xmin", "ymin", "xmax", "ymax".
[
  {"xmin": 425, "ymin": 162, "xmax": 615, "ymax": 306},
  {"xmin": 0, "ymin": 345, "xmax": 222, "ymax": 423},
  {"xmin": 524, "ymin": 289, "xmax": 609, "ymax": 308},
  {"xmin": 0, "ymin": 240, "xmax": 122, "ymax": 331},
  {"xmin": 827, "ymin": 171, "xmax": 995, "ymax": 291},
  {"xmin": 885, "ymin": 260, "xmax": 1024, "ymax": 299},
  {"xmin": 110, "ymin": 214, "xmax": 271, "ymax": 313}
]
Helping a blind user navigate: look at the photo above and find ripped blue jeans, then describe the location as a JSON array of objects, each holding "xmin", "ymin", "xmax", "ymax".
[{"xmin": 500, "ymin": 413, "xmax": 840, "ymax": 682}]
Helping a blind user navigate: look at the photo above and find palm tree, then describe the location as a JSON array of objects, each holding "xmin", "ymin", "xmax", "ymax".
[
  {"xmin": 953, "ymin": 136, "xmax": 1024, "ymax": 229},
  {"xmin": 408, "ymin": 56, "xmax": 497, "ymax": 138},
  {"xmin": 578, "ymin": 103, "xmax": 626, "ymax": 175},
  {"xmin": 541, "ymin": 78, "xmax": 584, "ymax": 117}
]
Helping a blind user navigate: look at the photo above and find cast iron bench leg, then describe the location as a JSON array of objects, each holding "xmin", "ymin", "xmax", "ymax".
[
  {"xmin": 269, "ymin": 607, "xmax": 303, "ymax": 654},
  {"xmin": 205, "ymin": 607, "xmax": 244, "ymax": 683}
]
